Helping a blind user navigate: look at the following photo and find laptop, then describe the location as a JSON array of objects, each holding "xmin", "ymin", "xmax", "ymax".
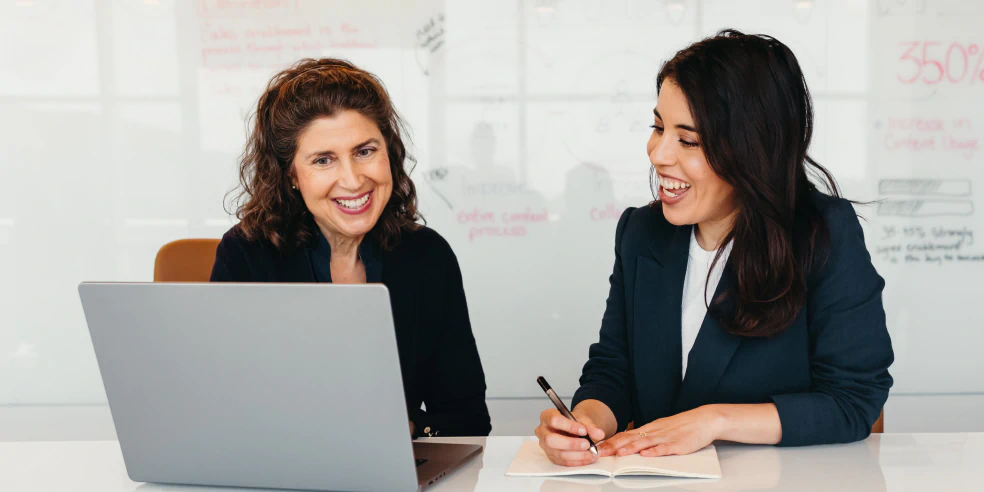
[{"xmin": 78, "ymin": 282, "xmax": 483, "ymax": 491}]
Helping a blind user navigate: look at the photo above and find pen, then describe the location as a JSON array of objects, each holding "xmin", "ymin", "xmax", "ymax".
[{"xmin": 536, "ymin": 376, "xmax": 599, "ymax": 456}]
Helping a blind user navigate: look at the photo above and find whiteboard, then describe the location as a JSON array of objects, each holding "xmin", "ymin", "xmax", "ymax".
[{"xmin": 1, "ymin": 0, "xmax": 982, "ymax": 405}]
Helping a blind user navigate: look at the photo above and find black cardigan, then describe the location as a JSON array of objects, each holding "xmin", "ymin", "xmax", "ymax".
[{"xmin": 210, "ymin": 225, "xmax": 492, "ymax": 437}]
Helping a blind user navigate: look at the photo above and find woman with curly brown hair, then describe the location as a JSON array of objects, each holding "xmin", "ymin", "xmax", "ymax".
[{"xmin": 211, "ymin": 58, "xmax": 491, "ymax": 437}]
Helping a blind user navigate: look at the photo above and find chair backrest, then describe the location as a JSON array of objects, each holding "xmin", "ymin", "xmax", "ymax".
[{"xmin": 153, "ymin": 239, "xmax": 221, "ymax": 282}]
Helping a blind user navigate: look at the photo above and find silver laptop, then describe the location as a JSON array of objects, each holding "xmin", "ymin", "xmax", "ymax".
[{"xmin": 78, "ymin": 282, "xmax": 482, "ymax": 491}]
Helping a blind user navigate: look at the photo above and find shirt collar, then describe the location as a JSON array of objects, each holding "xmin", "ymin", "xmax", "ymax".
[{"xmin": 688, "ymin": 227, "xmax": 734, "ymax": 262}]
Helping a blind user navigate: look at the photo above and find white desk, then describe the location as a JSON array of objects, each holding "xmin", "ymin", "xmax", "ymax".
[{"xmin": 1, "ymin": 434, "xmax": 979, "ymax": 491}]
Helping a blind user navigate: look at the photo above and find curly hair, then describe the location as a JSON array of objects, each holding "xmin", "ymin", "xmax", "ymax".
[{"xmin": 229, "ymin": 58, "xmax": 421, "ymax": 252}]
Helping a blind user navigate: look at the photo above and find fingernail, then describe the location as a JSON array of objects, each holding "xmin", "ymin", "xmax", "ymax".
[
  {"xmin": 578, "ymin": 427, "xmax": 586, "ymax": 435},
  {"xmin": 581, "ymin": 441, "xmax": 589, "ymax": 450}
]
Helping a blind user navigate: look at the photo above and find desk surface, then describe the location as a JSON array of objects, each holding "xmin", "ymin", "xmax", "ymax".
[{"xmin": 1, "ymin": 434, "xmax": 980, "ymax": 491}]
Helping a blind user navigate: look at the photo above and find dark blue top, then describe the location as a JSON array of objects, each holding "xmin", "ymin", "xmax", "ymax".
[
  {"xmin": 309, "ymin": 230, "xmax": 383, "ymax": 284},
  {"xmin": 571, "ymin": 192, "xmax": 894, "ymax": 446}
]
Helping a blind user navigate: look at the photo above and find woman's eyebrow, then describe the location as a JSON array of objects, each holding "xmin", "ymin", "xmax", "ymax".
[
  {"xmin": 654, "ymin": 109, "xmax": 697, "ymax": 132},
  {"xmin": 350, "ymin": 138, "xmax": 381, "ymax": 151},
  {"xmin": 305, "ymin": 149, "xmax": 334, "ymax": 160}
]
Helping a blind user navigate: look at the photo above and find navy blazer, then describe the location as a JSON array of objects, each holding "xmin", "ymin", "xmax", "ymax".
[
  {"xmin": 571, "ymin": 193, "xmax": 894, "ymax": 446},
  {"xmin": 210, "ymin": 225, "xmax": 492, "ymax": 437}
]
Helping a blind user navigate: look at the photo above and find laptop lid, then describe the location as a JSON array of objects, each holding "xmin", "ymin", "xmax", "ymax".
[{"xmin": 79, "ymin": 282, "xmax": 419, "ymax": 492}]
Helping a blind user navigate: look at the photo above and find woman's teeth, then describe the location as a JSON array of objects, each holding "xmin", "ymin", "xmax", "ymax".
[
  {"xmin": 661, "ymin": 179, "xmax": 690, "ymax": 197},
  {"xmin": 334, "ymin": 193, "xmax": 370, "ymax": 209}
]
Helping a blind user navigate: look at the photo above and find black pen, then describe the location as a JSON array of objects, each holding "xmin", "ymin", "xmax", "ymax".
[{"xmin": 537, "ymin": 376, "xmax": 599, "ymax": 456}]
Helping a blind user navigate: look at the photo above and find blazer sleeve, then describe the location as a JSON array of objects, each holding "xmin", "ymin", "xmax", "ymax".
[
  {"xmin": 770, "ymin": 200, "xmax": 894, "ymax": 446},
  {"xmin": 210, "ymin": 232, "xmax": 253, "ymax": 282},
  {"xmin": 410, "ymin": 248, "xmax": 492, "ymax": 437},
  {"xmin": 570, "ymin": 207, "xmax": 635, "ymax": 432}
]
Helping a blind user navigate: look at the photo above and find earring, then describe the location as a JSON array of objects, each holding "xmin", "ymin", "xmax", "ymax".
[{"xmin": 292, "ymin": 184, "xmax": 297, "ymax": 190}]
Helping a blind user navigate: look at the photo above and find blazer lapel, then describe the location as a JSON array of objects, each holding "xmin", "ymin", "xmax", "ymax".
[
  {"xmin": 633, "ymin": 223, "xmax": 691, "ymax": 425},
  {"xmin": 674, "ymin": 263, "xmax": 742, "ymax": 412}
]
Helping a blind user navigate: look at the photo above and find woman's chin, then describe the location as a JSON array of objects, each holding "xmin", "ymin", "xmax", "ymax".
[
  {"xmin": 322, "ymin": 217, "xmax": 375, "ymax": 240},
  {"xmin": 337, "ymin": 224, "xmax": 374, "ymax": 239},
  {"xmin": 661, "ymin": 206, "xmax": 694, "ymax": 227},
  {"xmin": 325, "ymin": 209, "xmax": 378, "ymax": 233}
]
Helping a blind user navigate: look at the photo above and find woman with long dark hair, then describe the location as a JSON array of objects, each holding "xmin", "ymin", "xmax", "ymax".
[{"xmin": 536, "ymin": 30, "xmax": 893, "ymax": 465}]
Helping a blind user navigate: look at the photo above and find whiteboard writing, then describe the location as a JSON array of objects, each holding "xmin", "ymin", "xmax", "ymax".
[
  {"xmin": 878, "ymin": 116, "xmax": 978, "ymax": 160},
  {"xmin": 199, "ymin": 20, "xmax": 377, "ymax": 68}
]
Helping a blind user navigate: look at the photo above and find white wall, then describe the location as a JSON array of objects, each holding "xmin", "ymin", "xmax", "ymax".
[{"xmin": 1, "ymin": 0, "xmax": 983, "ymax": 436}]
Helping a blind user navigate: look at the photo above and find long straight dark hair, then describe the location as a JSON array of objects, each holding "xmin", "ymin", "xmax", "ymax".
[{"xmin": 656, "ymin": 29, "xmax": 842, "ymax": 338}]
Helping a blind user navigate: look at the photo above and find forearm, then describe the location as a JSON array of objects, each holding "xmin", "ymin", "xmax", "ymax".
[
  {"xmin": 708, "ymin": 403, "xmax": 782, "ymax": 445},
  {"xmin": 572, "ymin": 399, "xmax": 619, "ymax": 439}
]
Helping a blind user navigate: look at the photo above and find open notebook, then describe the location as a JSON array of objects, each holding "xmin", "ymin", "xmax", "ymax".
[{"xmin": 506, "ymin": 440, "xmax": 722, "ymax": 479}]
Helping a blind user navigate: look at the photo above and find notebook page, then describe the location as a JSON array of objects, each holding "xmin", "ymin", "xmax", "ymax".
[
  {"xmin": 505, "ymin": 441, "xmax": 616, "ymax": 477},
  {"xmin": 612, "ymin": 445, "xmax": 721, "ymax": 478}
]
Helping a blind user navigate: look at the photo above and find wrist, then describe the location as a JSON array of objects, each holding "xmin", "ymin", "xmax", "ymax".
[
  {"xmin": 572, "ymin": 399, "xmax": 618, "ymax": 438},
  {"xmin": 702, "ymin": 404, "xmax": 728, "ymax": 441},
  {"xmin": 570, "ymin": 402, "xmax": 595, "ymax": 423}
]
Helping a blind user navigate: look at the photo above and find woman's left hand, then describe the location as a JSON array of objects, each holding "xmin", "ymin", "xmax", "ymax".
[{"xmin": 598, "ymin": 405, "xmax": 724, "ymax": 457}]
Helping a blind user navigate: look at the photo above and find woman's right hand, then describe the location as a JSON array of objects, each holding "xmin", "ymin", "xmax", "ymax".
[{"xmin": 535, "ymin": 408, "xmax": 608, "ymax": 467}]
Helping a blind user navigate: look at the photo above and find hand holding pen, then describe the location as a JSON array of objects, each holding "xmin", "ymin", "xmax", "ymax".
[{"xmin": 534, "ymin": 376, "xmax": 607, "ymax": 467}]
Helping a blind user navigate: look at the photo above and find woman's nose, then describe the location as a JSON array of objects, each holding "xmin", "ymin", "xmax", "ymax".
[
  {"xmin": 337, "ymin": 159, "xmax": 363, "ymax": 190},
  {"xmin": 648, "ymin": 135, "xmax": 675, "ymax": 168}
]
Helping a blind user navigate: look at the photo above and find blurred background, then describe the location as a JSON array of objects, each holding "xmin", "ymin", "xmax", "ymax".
[{"xmin": 1, "ymin": 0, "xmax": 982, "ymax": 438}]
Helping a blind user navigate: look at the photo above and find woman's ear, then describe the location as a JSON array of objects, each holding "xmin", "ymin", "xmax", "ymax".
[{"xmin": 287, "ymin": 167, "xmax": 298, "ymax": 191}]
